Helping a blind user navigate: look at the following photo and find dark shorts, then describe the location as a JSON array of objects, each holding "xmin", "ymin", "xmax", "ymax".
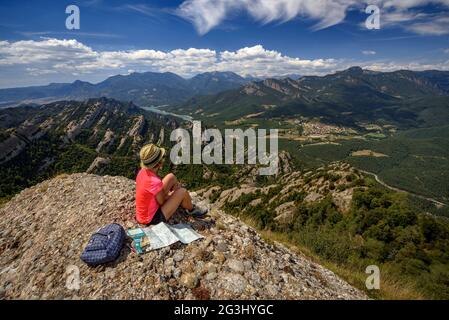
[{"xmin": 149, "ymin": 207, "xmax": 166, "ymax": 225}]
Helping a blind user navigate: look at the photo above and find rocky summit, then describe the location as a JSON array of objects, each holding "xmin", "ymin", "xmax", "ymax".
[{"xmin": 0, "ymin": 173, "xmax": 366, "ymax": 300}]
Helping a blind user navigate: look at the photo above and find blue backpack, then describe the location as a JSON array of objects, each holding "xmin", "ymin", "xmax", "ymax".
[{"xmin": 80, "ymin": 223, "xmax": 126, "ymax": 266}]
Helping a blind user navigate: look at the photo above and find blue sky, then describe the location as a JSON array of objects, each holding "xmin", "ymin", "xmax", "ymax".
[{"xmin": 0, "ymin": 0, "xmax": 449, "ymax": 88}]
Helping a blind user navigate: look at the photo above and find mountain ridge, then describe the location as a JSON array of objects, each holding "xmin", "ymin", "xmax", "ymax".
[
  {"xmin": 0, "ymin": 71, "xmax": 251, "ymax": 107},
  {"xmin": 174, "ymin": 67, "xmax": 449, "ymax": 128}
]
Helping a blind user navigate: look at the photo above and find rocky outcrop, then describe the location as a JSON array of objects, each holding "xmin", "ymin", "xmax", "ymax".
[
  {"xmin": 278, "ymin": 150, "xmax": 293, "ymax": 175},
  {"xmin": 0, "ymin": 173, "xmax": 366, "ymax": 300},
  {"xmin": 263, "ymin": 79, "xmax": 293, "ymax": 95},
  {"xmin": 86, "ymin": 157, "xmax": 111, "ymax": 174},
  {"xmin": 200, "ymin": 162, "xmax": 364, "ymax": 227},
  {"xmin": 0, "ymin": 134, "xmax": 27, "ymax": 164},
  {"xmin": 95, "ymin": 129, "xmax": 115, "ymax": 153},
  {"xmin": 118, "ymin": 115, "xmax": 145, "ymax": 150},
  {"xmin": 274, "ymin": 201, "xmax": 296, "ymax": 224},
  {"xmin": 241, "ymin": 83, "xmax": 267, "ymax": 97},
  {"xmin": 66, "ymin": 101, "xmax": 105, "ymax": 142},
  {"xmin": 0, "ymin": 120, "xmax": 53, "ymax": 164}
]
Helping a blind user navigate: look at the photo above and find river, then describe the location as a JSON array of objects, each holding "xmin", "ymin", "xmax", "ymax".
[{"xmin": 140, "ymin": 105, "xmax": 193, "ymax": 122}]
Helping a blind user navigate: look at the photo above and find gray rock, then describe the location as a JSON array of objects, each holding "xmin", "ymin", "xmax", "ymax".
[
  {"xmin": 164, "ymin": 266, "xmax": 174, "ymax": 278},
  {"xmin": 216, "ymin": 242, "xmax": 228, "ymax": 252},
  {"xmin": 160, "ymin": 247, "xmax": 170, "ymax": 257},
  {"xmin": 106, "ymin": 270, "xmax": 116, "ymax": 279},
  {"xmin": 22, "ymin": 239, "xmax": 33, "ymax": 249},
  {"xmin": 271, "ymin": 272, "xmax": 283, "ymax": 284},
  {"xmin": 180, "ymin": 273, "xmax": 198, "ymax": 289},
  {"xmin": 173, "ymin": 268, "xmax": 182, "ymax": 279},
  {"xmin": 243, "ymin": 260, "xmax": 253, "ymax": 271},
  {"xmin": 205, "ymin": 272, "xmax": 217, "ymax": 281},
  {"xmin": 173, "ymin": 252, "xmax": 184, "ymax": 263},
  {"xmin": 227, "ymin": 259, "xmax": 245, "ymax": 274},
  {"xmin": 249, "ymin": 272, "xmax": 261, "ymax": 286},
  {"xmin": 206, "ymin": 264, "xmax": 217, "ymax": 274},
  {"xmin": 165, "ymin": 258, "xmax": 174, "ymax": 267},
  {"xmin": 219, "ymin": 273, "xmax": 247, "ymax": 295},
  {"xmin": 265, "ymin": 284, "xmax": 280, "ymax": 297},
  {"xmin": 196, "ymin": 261, "xmax": 205, "ymax": 272}
]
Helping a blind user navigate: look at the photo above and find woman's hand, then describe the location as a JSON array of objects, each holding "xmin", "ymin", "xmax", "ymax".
[{"xmin": 171, "ymin": 182, "xmax": 182, "ymax": 192}]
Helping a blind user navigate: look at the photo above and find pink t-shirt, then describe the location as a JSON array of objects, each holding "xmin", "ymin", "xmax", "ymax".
[{"xmin": 135, "ymin": 169, "xmax": 163, "ymax": 224}]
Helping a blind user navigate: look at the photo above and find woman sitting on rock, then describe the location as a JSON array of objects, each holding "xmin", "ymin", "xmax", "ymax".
[{"xmin": 135, "ymin": 144, "xmax": 207, "ymax": 225}]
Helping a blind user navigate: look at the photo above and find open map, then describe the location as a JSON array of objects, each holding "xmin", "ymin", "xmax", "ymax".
[{"xmin": 127, "ymin": 223, "xmax": 204, "ymax": 253}]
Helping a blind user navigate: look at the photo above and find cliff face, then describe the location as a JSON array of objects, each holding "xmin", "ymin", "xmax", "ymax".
[{"xmin": 0, "ymin": 173, "xmax": 366, "ymax": 300}]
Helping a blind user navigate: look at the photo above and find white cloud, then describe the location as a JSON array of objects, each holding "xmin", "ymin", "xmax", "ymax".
[
  {"xmin": 122, "ymin": 4, "xmax": 158, "ymax": 16},
  {"xmin": 0, "ymin": 39, "xmax": 340, "ymax": 85},
  {"xmin": 177, "ymin": 0, "xmax": 358, "ymax": 34},
  {"xmin": 362, "ymin": 50, "xmax": 377, "ymax": 55},
  {"xmin": 405, "ymin": 15, "xmax": 449, "ymax": 35},
  {"xmin": 0, "ymin": 38, "xmax": 448, "ymax": 88},
  {"xmin": 362, "ymin": 60, "xmax": 449, "ymax": 72},
  {"xmin": 217, "ymin": 45, "xmax": 337, "ymax": 76},
  {"xmin": 176, "ymin": 0, "xmax": 449, "ymax": 35}
]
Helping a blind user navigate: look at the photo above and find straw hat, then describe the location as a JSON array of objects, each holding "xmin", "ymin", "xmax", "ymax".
[{"xmin": 139, "ymin": 144, "xmax": 166, "ymax": 169}]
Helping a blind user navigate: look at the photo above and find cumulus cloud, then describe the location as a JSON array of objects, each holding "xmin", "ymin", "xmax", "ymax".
[
  {"xmin": 0, "ymin": 38, "xmax": 448, "ymax": 88},
  {"xmin": 0, "ymin": 38, "xmax": 98, "ymax": 66},
  {"xmin": 362, "ymin": 50, "xmax": 377, "ymax": 55},
  {"xmin": 176, "ymin": 0, "xmax": 449, "ymax": 35},
  {"xmin": 217, "ymin": 45, "xmax": 337, "ymax": 76},
  {"xmin": 0, "ymin": 39, "xmax": 340, "ymax": 87}
]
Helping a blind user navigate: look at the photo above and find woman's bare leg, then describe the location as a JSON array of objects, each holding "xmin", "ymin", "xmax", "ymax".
[
  {"xmin": 162, "ymin": 173, "xmax": 177, "ymax": 196},
  {"xmin": 160, "ymin": 188, "xmax": 193, "ymax": 220}
]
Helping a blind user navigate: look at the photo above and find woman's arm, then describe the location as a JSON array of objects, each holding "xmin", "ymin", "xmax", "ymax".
[
  {"xmin": 156, "ymin": 185, "xmax": 178, "ymax": 205},
  {"xmin": 156, "ymin": 189, "xmax": 166, "ymax": 206},
  {"xmin": 156, "ymin": 173, "xmax": 181, "ymax": 205}
]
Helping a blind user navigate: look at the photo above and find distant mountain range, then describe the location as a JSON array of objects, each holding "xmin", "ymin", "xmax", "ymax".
[
  {"xmin": 173, "ymin": 67, "xmax": 449, "ymax": 128},
  {"xmin": 0, "ymin": 71, "xmax": 252, "ymax": 107},
  {"xmin": 3, "ymin": 67, "xmax": 449, "ymax": 129}
]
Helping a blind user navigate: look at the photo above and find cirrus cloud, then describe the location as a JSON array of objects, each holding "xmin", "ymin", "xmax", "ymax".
[{"xmin": 176, "ymin": 0, "xmax": 449, "ymax": 35}]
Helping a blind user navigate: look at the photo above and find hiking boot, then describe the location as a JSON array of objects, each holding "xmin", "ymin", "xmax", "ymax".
[{"xmin": 186, "ymin": 205, "xmax": 208, "ymax": 217}]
